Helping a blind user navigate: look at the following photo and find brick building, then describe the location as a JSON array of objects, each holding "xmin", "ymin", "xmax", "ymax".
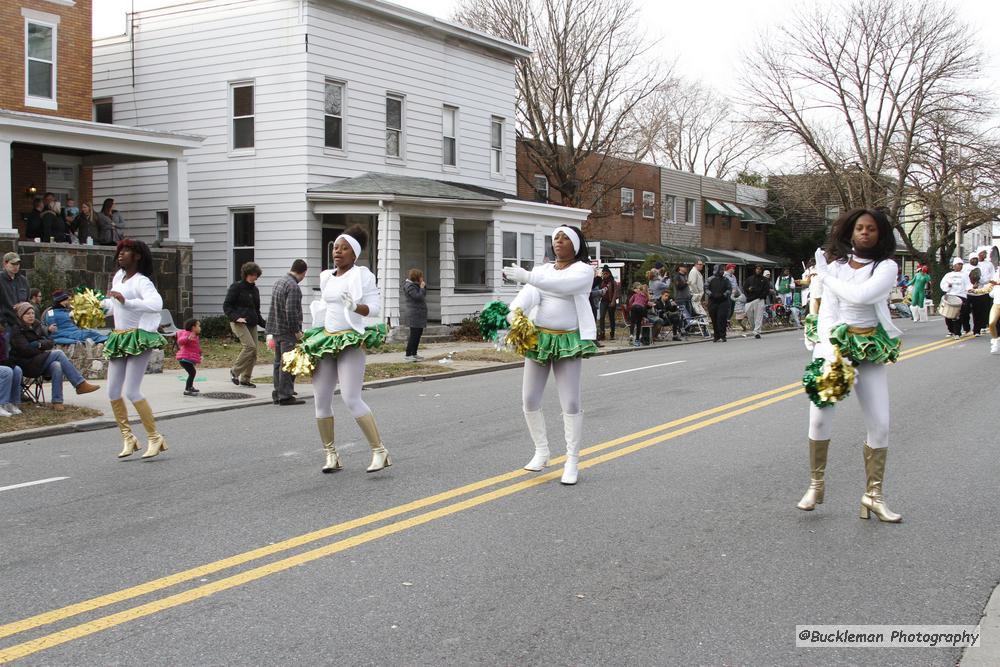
[{"xmin": 1, "ymin": 0, "xmax": 199, "ymax": 243}]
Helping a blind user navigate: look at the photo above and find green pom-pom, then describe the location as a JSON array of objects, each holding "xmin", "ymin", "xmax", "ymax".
[
  {"xmin": 802, "ymin": 358, "xmax": 833, "ymax": 408},
  {"xmin": 477, "ymin": 300, "xmax": 510, "ymax": 342}
]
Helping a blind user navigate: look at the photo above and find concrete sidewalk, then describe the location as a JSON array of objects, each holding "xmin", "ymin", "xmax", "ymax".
[{"xmin": 0, "ymin": 325, "xmax": 802, "ymax": 443}]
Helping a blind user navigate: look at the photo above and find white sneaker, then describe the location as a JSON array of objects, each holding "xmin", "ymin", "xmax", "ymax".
[
  {"xmin": 403, "ymin": 355, "xmax": 417, "ymax": 362},
  {"xmin": 991, "ymin": 339, "xmax": 1000, "ymax": 355},
  {"xmin": 0, "ymin": 405, "xmax": 11, "ymax": 418},
  {"xmin": 4, "ymin": 403, "xmax": 22, "ymax": 415}
]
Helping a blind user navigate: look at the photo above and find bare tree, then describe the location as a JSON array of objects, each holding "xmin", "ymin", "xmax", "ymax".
[
  {"xmin": 744, "ymin": 0, "xmax": 988, "ymax": 275},
  {"xmin": 453, "ymin": 0, "xmax": 669, "ymax": 209},
  {"xmin": 634, "ymin": 78, "xmax": 769, "ymax": 179}
]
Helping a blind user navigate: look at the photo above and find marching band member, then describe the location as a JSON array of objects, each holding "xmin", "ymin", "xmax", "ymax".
[
  {"xmin": 797, "ymin": 209, "xmax": 904, "ymax": 522},
  {"xmin": 502, "ymin": 226, "xmax": 597, "ymax": 485},
  {"xmin": 939, "ymin": 259, "xmax": 971, "ymax": 339}
]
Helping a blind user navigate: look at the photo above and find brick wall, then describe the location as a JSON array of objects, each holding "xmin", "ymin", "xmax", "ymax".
[
  {"xmin": 0, "ymin": 239, "xmax": 193, "ymax": 325},
  {"xmin": 0, "ymin": 0, "xmax": 94, "ymax": 121}
]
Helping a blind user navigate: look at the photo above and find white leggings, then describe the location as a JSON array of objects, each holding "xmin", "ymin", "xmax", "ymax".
[
  {"xmin": 522, "ymin": 357, "xmax": 582, "ymax": 415},
  {"xmin": 107, "ymin": 351, "xmax": 151, "ymax": 403},
  {"xmin": 808, "ymin": 362, "xmax": 890, "ymax": 448},
  {"xmin": 312, "ymin": 346, "xmax": 371, "ymax": 419}
]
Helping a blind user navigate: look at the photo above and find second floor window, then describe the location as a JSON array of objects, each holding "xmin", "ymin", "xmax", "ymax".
[
  {"xmin": 93, "ymin": 99, "xmax": 113, "ymax": 124},
  {"xmin": 443, "ymin": 106, "xmax": 457, "ymax": 166},
  {"xmin": 386, "ymin": 95, "xmax": 404, "ymax": 158},
  {"xmin": 663, "ymin": 194, "xmax": 676, "ymax": 222},
  {"xmin": 642, "ymin": 191, "xmax": 655, "ymax": 219},
  {"xmin": 325, "ymin": 81, "xmax": 344, "ymax": 150},
  {"xmin": 533, "ymin": 175, "xmax": 549, "ymax": 203},
  {"xmin": 490, "ymin": 117, "xmax": 504, "ymax": 174},
  {"xmin": 231, "ymin": 83, "xmax": 254, "ymax": 150},
  {"xmin": 26, "ymin": 20, "xmax": 56, "ymax": 104},
  {"xmin": 685, "ymin": 198, "xmax": 696, "ymax": 225},
  {"xmin": 621, "ymin": 188, "xmax": 634, "ymax": 216}
]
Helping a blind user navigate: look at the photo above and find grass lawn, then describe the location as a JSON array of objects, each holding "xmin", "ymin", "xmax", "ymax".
[{"xmin": 0, "ymin": 402, "xmax": 102, "ymax": 434}]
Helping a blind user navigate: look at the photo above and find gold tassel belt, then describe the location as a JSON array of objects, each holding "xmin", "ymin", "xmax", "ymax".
[
  {"xmin": 324, "ymin": 328, "xmax": 354, "ymax": 336},
  {"xmin": 846, "ymin": 326, "xmax": 876, "ymax": 336},
  {"xmin": 536, "ymin": 327, "xmax": 576, "ymax": 335},
  {"xmin": 112, "ymin": 328, "xmax": 137, "ymax": 334}
]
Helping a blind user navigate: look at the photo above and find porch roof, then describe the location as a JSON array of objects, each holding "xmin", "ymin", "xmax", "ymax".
[{"xmin": 307, "ymin": 172, "xmax": 511, "ymax": 207}]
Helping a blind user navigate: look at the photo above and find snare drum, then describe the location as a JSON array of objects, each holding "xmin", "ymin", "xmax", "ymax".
[{"xmin": 939, "ymin": 294, "xmax": 963, "ymax": 319}]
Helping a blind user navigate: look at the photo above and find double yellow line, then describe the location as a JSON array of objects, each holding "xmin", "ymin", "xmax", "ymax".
[{"xmin": 0, "ymin": 335, "xmax": 962, "ymax": 663}]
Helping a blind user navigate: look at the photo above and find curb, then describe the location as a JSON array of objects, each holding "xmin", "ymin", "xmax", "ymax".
[{"xmin": 0, "ymin": 326, "xmax": 799, "ymax": 445}]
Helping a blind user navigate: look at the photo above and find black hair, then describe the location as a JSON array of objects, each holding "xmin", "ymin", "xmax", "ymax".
[
  {"xmin": 343, "ymin": 225, "xmax": 368, "ymax": 251},
  {"xmin": 552, "ymin": 226, "xmax": 589, "ymax": 264},
  {"xmin": 183, "ymin": 318, "xmax": 199, "ymax": 331},
  {"xmin": 29, "ymin": 288, "xmax": 41, "ymax": 299},
  {"xmin": 116, "ymin": 238, "xmax": 155, "ymax": 278},
  {"xmin": 824, "ymin": 208, "xmax": 895, "ymax": 267},
  {"xmin": 290, "ymin": 259, "xmax": 308, "ymax": 274},
  {"xmin": 101, "ymin": 198, "xmax": 115, "ymax": 215}
]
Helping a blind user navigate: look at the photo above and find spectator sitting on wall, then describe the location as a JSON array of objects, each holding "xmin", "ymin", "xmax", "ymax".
[{"xmin": 43, "ymin": 291, "xmax": 108, "ymax": 345}]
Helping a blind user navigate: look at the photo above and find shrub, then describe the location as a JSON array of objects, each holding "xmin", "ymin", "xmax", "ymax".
[
  {"xmin": 452, "ymin": 315, "xmax": 481, "ymax": 341},
  {"xmin": 198, "ymin": 315, "xmax": 232, "ymax": 339}
]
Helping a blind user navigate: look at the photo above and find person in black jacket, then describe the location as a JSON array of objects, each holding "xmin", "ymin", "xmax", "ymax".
[
  {"xmin": 24, "ymin": 198, "xmax": 44, "ymax": 240},
  {"xmin": 0, "ymin": 253, "xmax": 30, "ymax": 330},
  {"xmin": 223, "ymin": 261, "xmax": 265, "ymax": 387},
  {"xmin": 9, "ymin": 302, "xmax": 99, "ymax": 409},
  {"xmin": 650, "ymin": 291, "xmax": 683, "ymax": 341},
  {"xmin": 742, "ymin": 265, "xmax": 771, "ymax": 339},
  {"xmin": 706, "ymin": 265, "xmax": 733, "ymax": 342},
  {"xmin": 402, "ymin": 268, "xmax": 427, "ymax": 361}
]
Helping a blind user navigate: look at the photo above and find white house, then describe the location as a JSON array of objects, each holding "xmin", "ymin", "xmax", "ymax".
[{"xmin": 92, "ymin": 0, "xmax": 587, "ymax": 325}]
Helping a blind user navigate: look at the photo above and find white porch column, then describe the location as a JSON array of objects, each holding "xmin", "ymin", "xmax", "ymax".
[
  {"xmin": 166, "ymin": 157, "xmax": 193, "ymax": 242},
  {"xmin": 439, "ymin": 217, "xmax": 455, "ymax": 324},
  {"xmin": 0, "ymin": 140, "xmax": 16, "ymax": 237},
  {"xmin": 377, "ymin": 209, "xmax": 401, "ymax": 325},
  {"xmin": 487, "ymin": 219, "xmax": 502, "ymax": 291}
]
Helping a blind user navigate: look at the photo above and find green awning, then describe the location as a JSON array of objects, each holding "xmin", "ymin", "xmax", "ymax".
[
  {"xmin": 596, "ymin": 240, "xmax": 696, "ymax": 263},
  {"xmin": 723, "ymin": 202, "xmax": 745, "ymax": 218},
  {"xmin": 755, "ymin": 208, "xmax": 776, "ymax": 224},
  {"xmin": 739, "ymin": 207, "xmax": 764, "ymax": 223},
  {"xmin": 703, "ymin": 199, "xmax": 730, "ymax": 216},
  {"xmin": 663, "ymin": 244, "xmax": 747, "ymax": 266}
]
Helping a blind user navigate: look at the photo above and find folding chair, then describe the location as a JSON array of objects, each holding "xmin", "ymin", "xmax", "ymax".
[
  {"xmin": 158, "ymin": 309, "xmax": 178, "ymax": 353},
  {"xmin": 679, "ymin": 304, "xmax": 711, "ymax": 339},
  {"xmin": 21, "ymin": 375, "xmax": 46, "ymax": 403}
]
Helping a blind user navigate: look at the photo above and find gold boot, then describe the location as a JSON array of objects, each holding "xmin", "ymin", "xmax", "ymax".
[
  {"xmin": 356, "ymin": 412, "xmax": 391, "ymax": 473},
  {"xmin": 860, "ymin": 444, "xmax": 902, "ymax": 523},
  {"xmin": 796, "ymin": 438, "xmax": 829, "ymax": 511},
  {"xmin": 318, "ymin": 417, "xmax": 341, "ymax": 473},
  {"xmin": 134, "ymin": 399, "xmax": 168, "ymax": 459},
  {"xmin": 111, "ymin": 399, "xmax": 140, "ymax": 458}
]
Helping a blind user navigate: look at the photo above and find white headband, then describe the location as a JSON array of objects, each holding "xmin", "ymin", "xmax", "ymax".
[
  {"xmin": 335, "ymin": 234, "xmax": 361, "ymax": 259},
  {"xmin": 552, "ymin": 226, "xmax": 580, "ymax": 254}
]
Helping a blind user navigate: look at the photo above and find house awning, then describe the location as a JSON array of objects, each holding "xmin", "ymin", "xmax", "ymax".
[
  {"xmin": 666, "ymin": 245, "xmax": 748, "ymax": 265},
  {"xmin": 755, "ymin": 208, "xmax": 777, "ymax": 224},
  {"xmin": 723, "ymin": 202, "xmax": 746, "ymax": 218},
  {"xmin": 596, "ymin": 240, "xmax": 698, "ymax": 263},
  {"xmin": 712, "ymin": 249, "xmax": 781, "ymax": 267},
  {"xmin": 739, "ymin": 207, "xmax": 764, "ymax": 222},
  {"xmin": 307, "ymin": 172, "xmax": 510, "ymax": 207},
  {"xmin": 703, "ymin": 199, "xmax": 730, "ymax": 216}
]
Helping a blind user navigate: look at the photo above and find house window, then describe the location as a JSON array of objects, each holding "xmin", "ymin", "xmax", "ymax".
[
  {"xmin": 620, "ymin": 188, "xmax": 634, "ymax": 216},
  {"xmin": 26, "ymin": 19, "xmax": 56, "ymax": 107},
  {"xmin": 386, "ymin": 94, "xmax": 404, "ymax": 158},
  {"xmin": 325, "ymin": 80, "xmax": 344, "ymax": 150},
  {"xmin": 490, "ymin": 117, "xmax": 504, "ymax": 174},
  {"xmin": 93, "ymin": 99, "xmax": 113, "ymax": 124},
  {"xmin": 502, "ymin": 231, "xmax": 535, "ymax": 281},
  {"xmin": 455, "ymin": 229, "xmax": 486, "ymax": 288},
  {"xmin": 442, "ymin": 106, "xmax": 457, "ymax": 166},
  {"xmin": 740, "ymin": 219, "xmax": 750, "ymax": 231},
  {"xmin": 663, "ymin": 194, "xmax": 676, "ymax": 223},
  {"xmin": 232, "ymin": 209, "xmax": 255, "ymax": 281},
  {"xmin": 825, "ymin": 205, "xmax": 840, "ymax": 221},
  {"xmin": 685, "ymin": 198, "xmax": 696, "ymax": 225},
  {"xmin": 642, "ymin": 191, "xmax": 655, "ymax": 219},
  {"xmin": 543, "ymin": 235, "xmax": 555, "ymax": 262},
  {"xmin": 533, "ymin": 175, "xmax": 549, "ymax": 203},
  {"xmin": 231, "ymin": 82, "xmax": 254, "ymax": 151},
  {"xmin": 156, "ymin": 211, "xmax": 169, "ymax": 242}
]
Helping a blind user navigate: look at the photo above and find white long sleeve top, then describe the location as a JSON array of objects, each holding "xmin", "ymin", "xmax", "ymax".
[
  {"xmin": 978, "ymin": 259, "xmax": 995, "ymax": 284},
  {"xmin": 815, "ymin": 256, "xmax": 901, "ymax": 360},
  {"xmin": 318, "ymin": 265, "xmax": 381, "ymax": 333},
  {"xmin": 101, "ymin": 270, "xmax": 163, "ymax": 332},
  {"xmin": 940, "ymin": 271, "xmax": 971, "ymax": 298},
  {"xmin": 689, "ymin": 267, "xmax": 705, "ymax": 298},
  {"xmin": 509, "ymin": 262, "xmax": 597, "ymax": 340}
]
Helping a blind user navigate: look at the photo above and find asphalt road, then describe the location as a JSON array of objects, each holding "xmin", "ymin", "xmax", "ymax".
[{"xmin": 1, "ymin": 321, "xmax": 997, "ymax": 666}]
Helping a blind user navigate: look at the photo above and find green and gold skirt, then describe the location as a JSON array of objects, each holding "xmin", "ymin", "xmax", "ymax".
[
  {"xmin": 103, "ymin": 328, "xmax": 167, "ymax": 359},
  {"xmin": 282, "ymin": 324, "xmax": 387, "ymax": 376},
  {"xmin": 829, "ymin": 323, "xmax": 900, "ymax": 365},
  {"xmin": 524, "ymin": 328, "xmax": 598, "ymax": 364},
  {"xmin": 804, "ymin": 314, "xmax": 819, "ymax": 343}
]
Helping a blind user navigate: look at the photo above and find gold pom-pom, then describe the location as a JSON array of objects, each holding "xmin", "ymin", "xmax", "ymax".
[
  {"xmin": 815, "ymin": 347, "xmax": 855, "ymax": 404},
  {"xmin": 505, "ymin": 308, "xmax": 538, "ymax": 356},
  {"xmin": 281, "ymin": 346, "xmax": 315, "ymax": 377},
  {"xmin": 70, "ymin": 288, "xmax": 107, "ymax": 329}
]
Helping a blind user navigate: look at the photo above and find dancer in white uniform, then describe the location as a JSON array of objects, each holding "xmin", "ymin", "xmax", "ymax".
[
  {"xmin": 797, "ymin": 209, "xmax": 904, "ymax": 522},
  {"xmin": 283, "ymin": 225, "xmax": 390, "ymax": 474},
  {"xmin": 502, "ymin": 226, "xmax": 597, "ymax": 485},
  {"xmin": 102, "ymin": 240, "xmax": 169, "ymax": 459}
]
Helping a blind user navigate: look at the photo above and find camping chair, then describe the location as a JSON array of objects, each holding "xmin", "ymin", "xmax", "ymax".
[
  {"xmin": 679, "ymin": 304, "xmax": 711, "ymax": 338},
  {"xmin": 159, "ymin": 309, "xmax": 178, "ymax": 353},
  {"xmin": 21, "ymin": 374, "xmax": 46, "ymax": 403}
]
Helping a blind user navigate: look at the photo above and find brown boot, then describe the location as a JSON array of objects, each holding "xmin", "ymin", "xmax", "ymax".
[{"xmin": 76, "ymin": 380, "xmax": 100, "ymax": 395}]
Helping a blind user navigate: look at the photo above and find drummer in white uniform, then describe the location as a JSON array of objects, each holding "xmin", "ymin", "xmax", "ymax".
[{"xmin": 939, "ymin": 258, "xmax": 972, "ymax": 339}]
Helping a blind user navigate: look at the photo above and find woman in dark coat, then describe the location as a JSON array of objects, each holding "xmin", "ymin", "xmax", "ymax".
[
  {"xmin": 402, "ymin": 268, "xmax": 427, "ymax": 361},
  {"xmin": 9, "ymin": 302, "xmax": 99, "ymax": 409},
  {"xmin": 223, "ymin": 261, "xmax": 265, "ymax": 386}
]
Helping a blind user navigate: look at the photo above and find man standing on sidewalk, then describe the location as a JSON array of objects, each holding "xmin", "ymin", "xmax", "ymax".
[
  {"xmin": 266, "ymin": 259, "xmax": 307, "ymax": 405},
  {"xmin": 742, "ymin": 265, "xmax": 769, "ymax": 339}
]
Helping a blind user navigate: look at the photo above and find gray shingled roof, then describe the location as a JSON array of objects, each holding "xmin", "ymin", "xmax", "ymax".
[{"xmin": 308, "ymin": 172, "xmax": 511, "ymax": 202}]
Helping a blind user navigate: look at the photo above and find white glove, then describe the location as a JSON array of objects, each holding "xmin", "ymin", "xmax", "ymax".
[
  {"xmin": 502, "ymin": 265, "xmax": 531, "ymax": 284},
  {"xmin": 803, "ymin": 334, "xmax": 815, "ymax": 352},
  {"xmin": 341, "ymin": 292, "xmax": 356, "ymax": 313}
]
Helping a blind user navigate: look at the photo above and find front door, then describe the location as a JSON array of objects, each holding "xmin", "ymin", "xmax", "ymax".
[{"xmin": 321, "ymin": 214, "xmax": 377, "ymax": 272}]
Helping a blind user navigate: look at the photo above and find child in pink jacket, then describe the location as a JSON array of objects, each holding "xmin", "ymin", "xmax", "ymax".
[{"xmin": 176, "ymin": 319, "xmax": 202, "ymax": 396}]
